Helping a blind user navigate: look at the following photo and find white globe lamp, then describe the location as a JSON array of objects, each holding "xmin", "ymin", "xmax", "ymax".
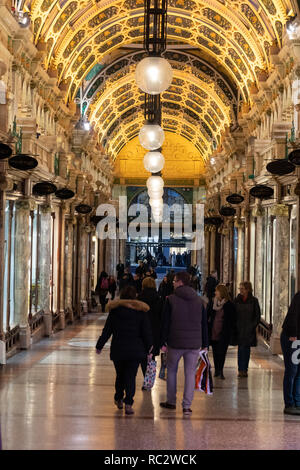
[
  {"xmin": 135, "ymin": 56, "xmax": 173, "ymax": 95},
  {"xmin": 144, "ymin": 151, "xmax": 165, "ymax": 173},
  {"xmin": 146, "ymin": 175, "xmax": 164, "ymax": 193},
  {"xmin": 149, "ymin": 198, "xmax": 163, "ymax": 210},
  {"xmin": 147, "ymin": 187, "xmax": 164, "ymax": 199},
  {"xmin": 139, "ymin": 124, "xmax": 165, "ymax": 151}
]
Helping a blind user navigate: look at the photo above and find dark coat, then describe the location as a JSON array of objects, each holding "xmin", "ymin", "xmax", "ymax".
[
  {"xmin": 161, "ymin": 285, "xmax": 208, "ymax": 349},
  {"xmin": 108, "ymin": 279, "xmax": 117, "ymax": 294},
  {"xmin": 209, "ymin": 300, "xmax": 237, "ymax": 347},
  {"xmin": 282, "ymin": 291, "xmax": 300, "ymax": 339},
  {"xmin": 205, "ymin": 276, "xmax": 218, "ymax": 299},
  {"xmin": 138, "ymin": 287, "xmax": 163, "ymax": 356},
  {"xmin": 96, "ymin": 299, "xmax": 153, "ymax": 361},
  {"xmin": 234, "ymin": 294, "xmax": 261, "ymax": 347}
]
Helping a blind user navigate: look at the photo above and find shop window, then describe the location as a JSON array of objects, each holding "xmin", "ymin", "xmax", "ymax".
[
  {"xmin": 29, "ymin": 208, "xmax": 41, "ymax": 314},
  {"xmin": 249, "ymin": 218, "xmax": 256, "ymax": 287},
  {"xmin": 262, "ymin": 208, "xmax": 274, "ymax": 325}
]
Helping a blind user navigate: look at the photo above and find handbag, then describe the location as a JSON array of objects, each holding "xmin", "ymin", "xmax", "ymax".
[{"xmin": 143, "ymin": 358, "xmax": 157, "ymax": 390}]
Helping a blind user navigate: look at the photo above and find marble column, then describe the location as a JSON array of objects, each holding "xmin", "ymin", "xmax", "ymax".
[
  {"xmin": 228, "ymin": 222, "xmax": 234, "ymax": 290},
  {"xmin": 119, "ymin": 239, "xmax": 126, "ymax": 265},
  {"xmin": 58, "ymin": 203, "xmax": 67, "ymax": 330},
  {"xmin": 253, "ymin": 205, "xmax": 264, "ymax": 310},
  {"xmin": 203, "ymin": 227, "xmax": 210, "ymax": 284},
  {"xmin": 0, "ymin": 189, "xmax": 5, "ymax": 343},
  {"xmin": 209, "ymin": 226, "xmax": 216, "ymax": 272},
  {"xmin": 236, "ymin": 220, "xmax": 245, "ymax": 296},
  {"xmin": 65, "ymin": 216, "xmax": 74, "ymax": 323},
  {"xmin": 14, "ymin": 199, "xmax": 31, "ymax": 348},
  {"xmin": 270, "ymin": 204, "xmax": 290, "ymax": 354},
  {"xmin": 39, "ymin": 203, "xmax": 52, "ymax": 336},
  {"xmin": 105, "ymin": 238, "xmax": 117, "ymax": 276},
  {"xmin": 222, "ymin": 227, "xmax": 230, "ymax": 285},
  {"xmin": 80, "ymin": 223, "xmax": 88, "ymax": 314},
  {"xmin": 243, "ymin": 208, "xmax": 251, "ymax": 281}
]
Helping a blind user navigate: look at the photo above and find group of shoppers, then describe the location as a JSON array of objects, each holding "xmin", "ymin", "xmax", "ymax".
[{"xmin": 95, "ymin": 266, "xmax": 300, "ymax": 417}]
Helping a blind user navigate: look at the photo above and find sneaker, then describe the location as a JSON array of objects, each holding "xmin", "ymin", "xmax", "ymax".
[
  {"xmin": 114, "ymin": 399, "xmax": 123, "ymax": 409},
  {"xmin": 160, "ymin": 402, "xmax": 176, "ymax": 410},
  {"xmin": 125, "ymin": 404, "xmax": 134, "ymax": 415},
  {"xmin": 284, "ymin": 407, "xmax": 300, "ymax": 415},
  {"xmin": 183, "ymin": 408, "xmax": 192, "ymax": 415}
]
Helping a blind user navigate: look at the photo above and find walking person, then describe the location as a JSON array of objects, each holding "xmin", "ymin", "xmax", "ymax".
[
  {"xmin": 95, "ymin": 286, "xmax": 153, "ymax": 415},
  {"xmin": 137, "ymin": 277, "xmax": 163, "ymax": 384},
  {"xmin": 210, "ymin": 284, "xmax": 236, "ymax": 380},
  {"xmin": 96, "ymin": 271, "xmax": 109, "ymax": 313},
  {"xmin": 108, "ymin": 275, "xmax": 117, "ymax": 300},
  {"xmin": 234, "ymin": 281, "xmax": 261, "ymax": 377},
  {"xmin": 160, "ymin": 271, "xmax": 208, "ymax": 415},
  {"xmin": 280, "ymin": 291, "xmax": 300, "ymax": 415}
]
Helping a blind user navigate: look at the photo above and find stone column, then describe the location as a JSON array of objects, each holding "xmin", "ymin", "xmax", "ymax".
[
  {"xmin": 253, "ymin": 205, "xmax": 264, "ymax": 310},
  {"xmin": 58, "ymin": 203, "xmax": 67, "ymax": 330},
  {"xmin": 236, "ymin": 221, "xmax": 245, "ymax": 296},
  {"xmin": 14, "ymin": 199, "xmax": 31, "ymax": 348},
  {"xmin": 222, "ymin": 226, "xmax": 230, "ymax": 285},
  {"xmin": 39, "ymin": 203, "xmax": 52, "ymax": 336},
  {"xmin": 203, "ymin": 226, "xmax": 210, "ymax": 284},
  {"xmin": 80, "ymin": 223, "xmax": 88, "ymax": 314},
  {"xmin": 105, "ymin": 238, "xmax": 117, "ymax": 276},
  {"xmin": 119, "ymin": 239, "xmax": 126, "ymax": 264},
  {"xmin": 270, "ymin": 204, "xmax": 290, "ymax": 354},
  {"xmin": 0, "ymin": 188, "xmax": 5, "ymax": 343},
  {"xmin": 243, "ymin": 207, "xmax": 251, "ymax": 281},
  {"xmin": 209, "ymin": 226, "xmax": 216, "ymax": 272},
  {"xmin": 65, "ymin": 216, "xmax": 74, "ymax": 322}
]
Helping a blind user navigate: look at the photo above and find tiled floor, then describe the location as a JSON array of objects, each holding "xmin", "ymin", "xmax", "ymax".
[{"xmin": 1, "ymin": 312, "xmax": 299, "ymax": 450}]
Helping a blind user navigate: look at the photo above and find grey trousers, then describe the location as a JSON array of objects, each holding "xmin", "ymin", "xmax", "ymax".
[{"xmin": 167, "ymin": 347, "xmax": 200, "ymax": 409}]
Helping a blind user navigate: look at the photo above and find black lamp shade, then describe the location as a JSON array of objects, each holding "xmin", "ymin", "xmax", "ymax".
[
  {"xmin": 75, "ymin": 204, "xmax": 92, "ymax": 214},
  {"xmin": 90, "ymin": 215, "xmax": 105, "ymax": 224},
  {"xmin": 9, "ymin": 154, "xmax": 38, "ymax": 171},
  {"xmin": 226, "ymin": 193, "xmax": 244, "ymax": 205},
  {"xmin": 55, "ymin": 188, "xmax": 75, "ymax": 200},
  {"xmin": 204, "ymin": 216, "xmax": 222, "ymax": 226},
  {"xmin": 250, "ymin": 185, "xmax": 274, "ymax": 200},
  {"xmin": 0, "ymin": 143, "xmax": 12, "ymax": 159},
  {"xmin": 288, "ymin": 149, "xmax": 300, "ymax": 166},
  {"xmin": 266, "ymin": 159, "xmax": 295, "ymax": 176},
  {"xmin": 219, "ymin": 206, "xmax": 236, "ymax": 217},
  {"xmin": 33, "ymin": 181, "xmax": 57, "ymax": 196}
]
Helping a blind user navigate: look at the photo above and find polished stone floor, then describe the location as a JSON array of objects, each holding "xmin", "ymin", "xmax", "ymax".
[{"xmin": 0, "ymin": 312, "xmax": 299, "ymax": 450}]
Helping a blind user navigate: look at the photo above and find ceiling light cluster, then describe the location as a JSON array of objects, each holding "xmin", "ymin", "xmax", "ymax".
[{"xmin": 135, "ymin": 0, "xmax": 173, "ymax": 223}]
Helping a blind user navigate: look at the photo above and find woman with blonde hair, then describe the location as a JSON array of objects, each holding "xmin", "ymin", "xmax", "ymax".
[
  {"xmin": 210, "ymin": 284, "xmax": 236, "ymax": 379},
  {"xmin": 138, "ymin": 276, "xmax": 163, "ymax": 383},
  {"xmin": 234, "ymin": 281, "xmax": 261, "ymax": 377}
]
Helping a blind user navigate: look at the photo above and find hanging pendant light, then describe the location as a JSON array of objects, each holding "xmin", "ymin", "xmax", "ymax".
[
  {"xmin": 75, "ymin": 204, "xmax": 92, "ymax": 214},
  {"xmin": 266, "ymin": 159, "xmax": 295, "ymax": 176},
  {"xmin": 143, "ymin": 151, "xmax": 165, "ymax": 173},
  {"xmin": 147, "ymin": 175, "xmax": 164, "ymax": 193},
  {"xmin": 9, "ymin": 154, "xmax": 38, "ymax": 171},
  {"xmin": 55, "ymin": 188, "xmax": 75, "ymax": 200},
  {"xmin": 135, "ymin": 57, "xmax": 173, "ymax": 95},
  {"xmin": 219, "ymin": 205, "xmax": 236, "ymax": 217},
  {"xmin": 288, "ymin": 149, "xmax": 300, "ymax": 166},
  {"xmin": 250, "ymin": 185, "xmax": 274, "ymax": 200},
  {"xmin": 226, "ymin": 193, "xmax": 244, "ymax": 205},
  {"xmin": 139, "ymin": 124, "xmax": 165, "ymax": 151},
  {"xmin": 33, "ymin": 181, "xmax": 57, "ymax": 196},
  {"xmin": 0, "ymin": 143, "xmax": 12, "ymax": 159},
  {"xmin": 204, "ymin": 217, "xmax": 222, "ymax": 226}
]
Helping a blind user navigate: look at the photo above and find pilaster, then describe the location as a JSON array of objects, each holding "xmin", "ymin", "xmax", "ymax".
[{"xmin": 39, "ymin": 203, "xmax": 52, "ymax": 336}]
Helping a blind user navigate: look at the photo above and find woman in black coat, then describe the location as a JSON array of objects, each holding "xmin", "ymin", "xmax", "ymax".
[
  {"xmin": 234, "ymin": 281, "xmax": 261, "ymax": 377},
  {"xmin": 210, "ymin": 284, "xmax": 236, "ymax": 379},
  {"xmin": 96, "ymin": 285, "xmax": 153, "ymax": 415},
  {"xmin": 95, "ymin": 271, "xmax": 109, "ymax": 312},
  {"xmin": 137, "ymin": 277, "xmax": 163, "ymax": 381}
]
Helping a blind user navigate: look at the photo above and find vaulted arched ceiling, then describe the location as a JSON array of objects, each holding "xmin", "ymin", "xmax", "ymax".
[{"xmin": 23, "ymin": 0, "xmax": 295, "ymax": 167}]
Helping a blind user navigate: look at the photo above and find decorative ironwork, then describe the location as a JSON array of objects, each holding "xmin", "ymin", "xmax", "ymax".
[
  {"xmin": 144, "ymin": 94, "xmax": 161, "ymax": 124},
  {"xmin": 144, "ymin": 0, "xmax": 168, "ymax": 56},
  {"xmin": 266, "ymin": 159, "xmax": 295, "ymax": 176}
]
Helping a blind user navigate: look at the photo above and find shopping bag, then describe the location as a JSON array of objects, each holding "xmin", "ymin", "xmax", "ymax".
[
  {"xmin": 159, "ymin": 351, "xmax": 167, "ymax": 380},
  {"xmin": 195, "ymin": 350, "xmax": 213, "ymax": 395},
  {"xmin": 143, "ymin": 358, "xmax": 157, "ymax": 390}
]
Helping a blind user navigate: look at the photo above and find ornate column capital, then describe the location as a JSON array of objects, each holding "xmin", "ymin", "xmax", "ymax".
[
  {"xmin": 40, "ymin": 203, "xmax": 52, "ymax": 214},
  {"xmin": 270, "ymin": 204, "xmax": 289, "ymax": 217},
  {"xmin": 252, "ymin": 205, "xmax": 264, "ymax": 218}
]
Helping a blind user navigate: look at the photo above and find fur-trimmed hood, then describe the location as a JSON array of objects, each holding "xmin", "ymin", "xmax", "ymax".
[{"xmin": 107, "ymin": 299, "xmax": 150, "ymax": 312}]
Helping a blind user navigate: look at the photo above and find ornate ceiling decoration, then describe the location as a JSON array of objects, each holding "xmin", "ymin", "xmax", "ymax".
[{"xmin": 23, "ymin": 0, "xmax": 294, "ymax": 165}]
